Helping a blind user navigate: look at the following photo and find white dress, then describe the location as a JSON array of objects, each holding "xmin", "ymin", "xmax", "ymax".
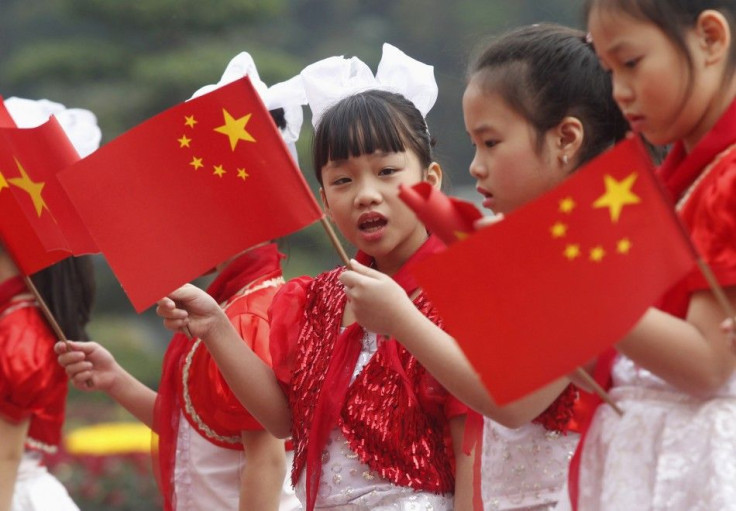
[
  {"xmin": 482, "ymin": 419, "xmax": 578, "ymax": 511},
  {"xmin": 294, "ymin": 330, "xmax": 454, "ymax": 510},
  {"xmin": 11, "ymin": 451, "xmax": 79, "ymax": 511},
  {"xmin": 174, "ymin": 415, "xmax": 301, "ymax": 511},
  {"xmin": 556, "ymin": 355, "xmax": 736, "ymax": 511}
]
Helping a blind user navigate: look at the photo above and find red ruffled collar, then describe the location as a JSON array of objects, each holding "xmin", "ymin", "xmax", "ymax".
[
  {"xmin": 206, "ymin": 243, "xmax": 284, "ymax": 303},
  {"xmin": 658, "ymin": 97, "xmax": 736, "ymax": 201}
]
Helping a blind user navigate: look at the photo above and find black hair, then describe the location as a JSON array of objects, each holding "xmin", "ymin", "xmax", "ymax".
[
  {"xmin": 467, "ymin": 23, "xmax": 629, "ymax": 167},
  {"xmin": 584, "ymin": 0, "xmax": 736, "ymax": 75},
  {"xmin": 30, "ymin": 256, "xmax": 95, "ymax": 342},
  {"xmin": 312, "ymin": 89, "xmax": 434, "ymax": 185}
]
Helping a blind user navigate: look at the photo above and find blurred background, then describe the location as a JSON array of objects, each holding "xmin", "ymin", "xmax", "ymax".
[{"xmin": 2, "ymin": 0, "xmax": 582, "ymax": 508}]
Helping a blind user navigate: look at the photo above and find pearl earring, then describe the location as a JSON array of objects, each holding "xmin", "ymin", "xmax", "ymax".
[{"xmin": 561, "ymin": 154, "xmax": 569, "ymax": 165}]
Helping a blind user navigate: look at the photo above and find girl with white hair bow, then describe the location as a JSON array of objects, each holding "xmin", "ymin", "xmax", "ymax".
[
  {"xmin": 56, "ymin": 52, "xmax": 305, "ymax": 511},
  {"xmin": 155, "ymin": 43, "xmax": 478, "ymax": 511},
  {"xmin": 0, "ymin": 96, "xmax": 99, "ymax": 511}
]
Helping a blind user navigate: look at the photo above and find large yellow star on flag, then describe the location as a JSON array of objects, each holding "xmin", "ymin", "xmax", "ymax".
[
  {"xmin": 593, "ymin": 172, "xmax": 641, "ymax": 222},
  {"xmin": 8, "ymin": 158, "xmax": 47, "ymax": 216},
  {"xmin": 0, "ymin": 170, "xmax": 8, "ymax": 192},
  {"xmin": 214, "ymin": 109, "xmax": 256, "ymax": 151}
]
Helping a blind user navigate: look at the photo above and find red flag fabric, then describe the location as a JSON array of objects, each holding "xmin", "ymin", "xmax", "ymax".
[
  {"xmin": 412, "ymin": 136, "xmax": 696, "ymax": 404},
  {"xmin": 0, "ymin": 116, "xmax": 95, "ymax": 274},
  {"xmin": 399, "ymin": 182, "xmax": 483, "ymax": 245},
  {"xmin": 59, "ymin": 76, "xmax": 323, "ymax": 312}
]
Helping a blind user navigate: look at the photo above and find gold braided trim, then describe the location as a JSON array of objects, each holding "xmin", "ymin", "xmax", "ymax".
[
  {"xmin": 180, "ymin": 276, "xmax": 284, "ymax": 445},
  {"xmin": 677, "ymin": 142, "xmax": 736, "ymax": 212}
]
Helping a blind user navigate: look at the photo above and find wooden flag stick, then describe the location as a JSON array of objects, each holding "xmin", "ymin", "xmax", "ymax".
[
  {"xmin": 573, "ymin": 366, "xmax": 623, "ymax": 416},
  {"xmin": 319, "ymin": 216, "xmax": 352, "ymax": 268},
  {"xmin": 22, "ymin": 274, "xmax": 68, "ymax": 343}
]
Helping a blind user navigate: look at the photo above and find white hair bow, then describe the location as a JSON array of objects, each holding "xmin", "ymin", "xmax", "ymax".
[
  {"xmin": 190, "ymin": 52, "xmax": 306, "ymax": 151},
  {"xmin": 301, "ymin": 43, "xmax": 438, "ymax": 128},
  {"xmin": 3, "ymin": 97, "xmax": 102, "ymax": 158}
]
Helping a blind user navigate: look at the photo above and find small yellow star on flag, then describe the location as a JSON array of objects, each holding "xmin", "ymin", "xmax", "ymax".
[
  {"xmin": 589, "ymin": 245, "xmax": 606, "ymax": 262},
  {"xmin": 617, "ymin": 238, "xmax": 632, "ymax": 254},
  {"xmin": 184, "ymin": 115, "xmax": 197, "ymax": 128},
  {"xmin": 0, "ymin": 170, "xmax": 8, "ymax": 192},
  {"xmin": 559, "ymin": 197, "xmax": 576, "ymax": 214},
  {"xmin": 593, "ymin": 172, "xmax": 641, "ymax": 222},
  {"xmin": 189, "ymin": 156, "xmax": 203, "ymax": 170},
  {"xmin": 550, "ymin": 222, "xmax": 568, "ymax": 238},
  {"xmin": 564, "ymin": 244, "xmax": 581, "ymax": 260},
  {"xmin": 213, "ymin": 164, "xmax": 226, "ymax": 178},
  {"xmin": 214, "ymin": 109, "xmax": 256, "ymax": 151},
  {"xmin": 178, "ymin": 135, "xmax": 192, "ymax": 148},
  {"xmin": 237, "ymin": 168, "xmax": 249, "ymax": 181},
  {"xmin": 8, "ymin": 158, "xmax": 47, "ymax": 217}
]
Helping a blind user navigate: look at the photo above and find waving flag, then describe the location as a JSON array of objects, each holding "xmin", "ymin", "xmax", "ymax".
[
  {"xmin": 0, "ymin": 114, "xmax": 94, "ymax": 274},
  {"xmin": 59, "ymin": 76, "xmax": 322, "ymax": 311},
  {"xmin": 412, "ymin": 136, "xmax": 696, "ymax": 404}
]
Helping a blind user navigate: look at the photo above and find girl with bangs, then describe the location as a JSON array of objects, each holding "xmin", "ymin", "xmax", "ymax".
[{"xmin": 156, "ymin": 44, "xmax": 476, "ymax": 511}]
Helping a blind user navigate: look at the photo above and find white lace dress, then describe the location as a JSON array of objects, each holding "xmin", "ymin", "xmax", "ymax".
[
  {"xmin": 556, "ymin": 355, "xmax": 736, "ymax": 511},
  {"xmin": 294, "ymin": 330, "xmax": 454, "ymax": 510},
  {"xmin": 482, "ymin": 419, "xmax": 578, "ymax": 511}
]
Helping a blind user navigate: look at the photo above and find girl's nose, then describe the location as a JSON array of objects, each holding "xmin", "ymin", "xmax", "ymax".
[
  {"xmin": 469, "ymin": 153, "xmax": 487, "ymax": 179},
  {"xmin": 612, "ymin": 74, "xmax": 633, "ymax": 106},
  {"xmin": 354, "ymin": 180, "xmax": 382, "ymax": 207}
]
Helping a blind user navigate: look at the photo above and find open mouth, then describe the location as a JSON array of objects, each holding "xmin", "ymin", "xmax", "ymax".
[{"xmin": 358, "ymin": 213, "xmax": 388, "ymax": 232}]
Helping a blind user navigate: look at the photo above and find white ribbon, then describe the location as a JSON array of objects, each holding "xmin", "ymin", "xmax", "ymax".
[
  {"xmin": 4, "ymin": 97, "xmax": 102, "ymax": 158},
  {"xmin": 301, "ymin": 43, "xmax": 438, "ymax": 128},
  {"xmin": 190, "ymin": 52, "xmax": 306, "ymax": 150}
]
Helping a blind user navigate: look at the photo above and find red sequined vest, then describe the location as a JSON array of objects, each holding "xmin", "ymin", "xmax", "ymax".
[{"xmin": 288, "ymin": 267, "xmax": 457, "ymax": 494}]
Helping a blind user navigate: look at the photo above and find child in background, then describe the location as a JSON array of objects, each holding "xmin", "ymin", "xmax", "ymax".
[
  {"xmin": 0, "ymin": 97, "xmax": 99, "ymax": 511},
  {"xmin": 56, "ymin": 52, "xmax": 305, "ymax": 511},
  {"xmin": 337, "ymin": 24, "xmax": 629, "ymax": 510},
  {"xmin": 156, "ymin": 44, "xmax": 476, "ymax": 510},
  {"xmin": 551, "ymin": 1, "xmax": 736, "ymax": 509}
]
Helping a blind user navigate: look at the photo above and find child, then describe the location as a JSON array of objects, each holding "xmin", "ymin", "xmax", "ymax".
[
  {"xmin": 156, "ymin": 45, "xmax": 476, "ymax": 511},
  {"xmin": 56, "ymin": 53, "xmax": 304, "ymax": 511},
  {"xmin": 551, "ymin": 2, "xmax": 736, "ymax": 509},
  {"xmin": 0, "ymin": 97, "xmax": 99, "ymax": 511},
  {"xmin": 338, "ymin": 24, "xmax": 629, "ymax": 510}
]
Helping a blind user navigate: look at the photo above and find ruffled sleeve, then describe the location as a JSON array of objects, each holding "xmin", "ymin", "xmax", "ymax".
[
  {"xmin": 0, "ymin": 307, "xmax": 65, "ymax": 442},
  {"xmin": 682, "ymin": 161, "xmax": 736, "ymax": 290},
  {"xmin": 268, "ymin": 276, "xmax": 312, "ymax": 391}
]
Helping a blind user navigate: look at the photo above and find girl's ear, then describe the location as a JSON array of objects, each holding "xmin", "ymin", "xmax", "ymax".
[
  {"xmin": 319, "ymin": 187, "xmax": 332, "ymax": 220},
  {"xmin": 553, "ymin": 116, "xmax": 584, "ymax": 169},
  {"xmin": 696, "ymin": 10, "xmax": 731, "ymax": 66},
  {"xmin": 425, "ymin": 161, "xmax": 443, "ymax": 190}
]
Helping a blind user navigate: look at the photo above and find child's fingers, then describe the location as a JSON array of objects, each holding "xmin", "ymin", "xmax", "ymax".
[{"xmin": 348, "ymin": 259, "xmax": 384, "ymax": 278}]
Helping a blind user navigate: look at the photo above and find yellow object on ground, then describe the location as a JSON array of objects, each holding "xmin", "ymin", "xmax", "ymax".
[{"xmin": 64, "ymin": 422, "xmax": 153, "ymax": 455}]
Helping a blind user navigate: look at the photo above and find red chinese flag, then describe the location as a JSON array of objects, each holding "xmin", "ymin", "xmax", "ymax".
[
  {"xmin": 412, "ymin": 136, "xmax": 696, "ymax": 404},
  {"xmin": 0, "ymin": 98, "xmax": 15, "ymax": 127},
  {"xmin": 0, "ymin": 116, "xmax": 95, "ymax": 274},
  {"xmin": 398, "ymin": 182, "xmax": 483, "ymax": 244},
  {"xmin": 59, "ymin": 76, "xmax": 323, "ymax": 312}
]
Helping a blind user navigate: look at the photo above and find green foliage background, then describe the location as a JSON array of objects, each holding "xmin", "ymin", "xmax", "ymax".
[{"xmin": 2, "ymin": 1, "xmax": 583, "ymax": 506}]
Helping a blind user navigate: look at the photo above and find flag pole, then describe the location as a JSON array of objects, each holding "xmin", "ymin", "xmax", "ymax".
[
  {"xmin": 21, "ymin": 274, "xmax": 68, "ymax": 343},
  {"xmin": 573, "ymin": 367, "xmax": 623, "ymax": 416},
  {"xmin": 319, "ymin": 216, "xmax": 352, "ymax": 267}
]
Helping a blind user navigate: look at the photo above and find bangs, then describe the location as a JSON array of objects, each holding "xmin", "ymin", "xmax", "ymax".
[{"xmin": 313, "ymin": 94, "xmax": 407, "ymax": 182}]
